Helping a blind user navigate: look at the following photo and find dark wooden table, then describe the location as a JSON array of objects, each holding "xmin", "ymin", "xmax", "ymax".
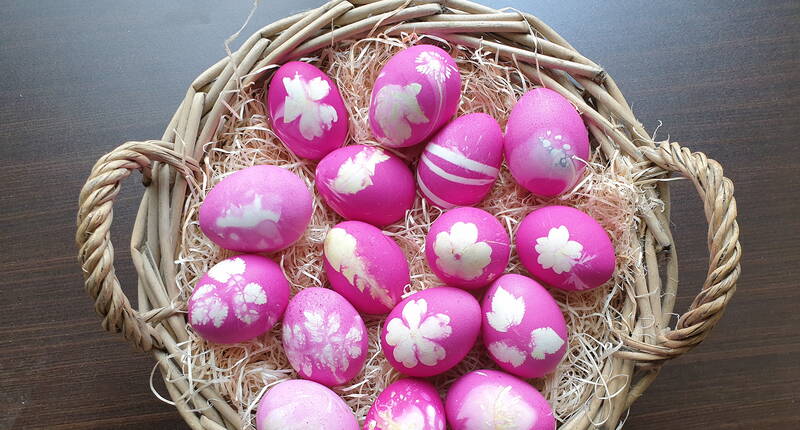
[{"xmin": 1, "ymin": 1, "xmax": 798, "ymax": 428}]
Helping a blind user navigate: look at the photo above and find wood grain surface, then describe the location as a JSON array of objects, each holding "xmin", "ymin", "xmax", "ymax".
[{"xmin": 1, "ymin": 0, "xmax": 798, "ymax": 428}]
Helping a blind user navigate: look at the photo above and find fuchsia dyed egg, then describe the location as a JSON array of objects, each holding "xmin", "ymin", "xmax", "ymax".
[
  {"xmin": 315, "ymin": 145, "xmax": 416, "ymax": 226},
  {"xmin": 380, "ymin": 287, "xmax": 481, "ymax": 377},
  {"xmin": 369, "ymin": 44, "xmax": 461, "ymax": 148},
  {"xmin": 364, "ymin": 379, "xmax": 446, "ymax": 430},
  {"xmin": 188, "ymin": 255, "xmax": 290, "ymax": 344},
  {"xmin": 267, "ymin": 61, "xmax": 348, "ymax": 160},
  {"xmin": 505, "ymin": 88, "xmax": 590, "ymax": 196},
  {"xmin": 445, "ymin": 369, "xmax": 556, "ymax": 430},
  {"xmin": 417, "ymin": 113, "xmax": 503, "ymax": 208},
  {"xmin": 424, "ymin": 207, "xmax": 510, "ymax": 289},
  {"xmin": 323, "ymin": 221, "xmax": 409, "ymax": 314},
  {"xmin": 482, "ymin": 274, "xmax": 568, "ymax": 378},
  {"xmin": 516, "ymin": 205, "xmax": 616, "ymax": 291},
  {"xmin": 256, "ymin": 379, "xmax": 358, "ymax": 430},
  {"xmin": 282, "ymin": 288, "xmax": 368, "ymax": 386},
  {"xmin": 198, "ymin": 165, "xmax": 313, "ymax": 252}
]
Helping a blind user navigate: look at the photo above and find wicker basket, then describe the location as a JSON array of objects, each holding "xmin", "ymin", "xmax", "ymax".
[{"xmin": 76, "ymin": 0, "xmax": 741, "ymax": 428}]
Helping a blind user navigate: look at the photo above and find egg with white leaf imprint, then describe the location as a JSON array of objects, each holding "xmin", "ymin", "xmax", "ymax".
[
  {"xmin": 364, "ymin": 378, "xmax": 446, "ymax": 430},
  {"xmin": 256, "ymin": 379, "xmax": 358, "ymax": 430}
]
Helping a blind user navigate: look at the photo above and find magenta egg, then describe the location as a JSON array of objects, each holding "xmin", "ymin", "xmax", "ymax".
[
  {"xmin": 364, "ymin": 379, "xmax": 446, "ymax": 430},
  {"xmin": 188, "ymin": 255, "xmax": 290, "ymax": 344},
  {"xmin": 369, "ymin": 44, "xmax": 461, "ymax": 148},
  {"xmin": 380, "ymin": 287, "xmax": 480, "ymax": 377},
  {"xmin": 267, "ymin": 61, "xmax": 348, "ymax": 160},
  {"xmin": 417, "ymin": 113, "xmax": 503, "ymax": 208},
  {"xmin": 424, "ymin": 207, "xmax": 510, "ymax": 289},
  {"xmin": 256, "ymin": 379, "xmax": 358, "ymax": 430},
  {"xmin": 505, "ymin": 88, "xmax": 590, "ymax": 196},
  {"xmin": 516, "ymin": 205, "xmax": 615, "ymax": 291},
  {"xmin": 282, "ymin": 287, "xmax": 368, "ymax": 386},
  {"xmin": 315, "ymin": 145, "xmax": 416, "ymax": 226},
  {"xmin": 445, "ymin": 369, "xmax": 556, "ymax": 430},
  {"xmin": 198, "ymin": 165, "xmax": 313, "ymax": 253}
]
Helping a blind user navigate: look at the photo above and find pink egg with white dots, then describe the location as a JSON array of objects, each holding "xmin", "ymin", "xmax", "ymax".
[
  {"xmin": 315, "ymin": 145, "xmax": 415, "ymax": 227},
  {"xmin": 198, "ymin": 165, "xmax": 313, "ymax": 253},
  {"xmin": 282, "ymin": 287, "xmax": 368, "ymax": 387},
  {"xmin": 256, "ymin": 379, "xmax": 358, "ymax": 430},
  {"xmin": 505, "ymin": 88, "xmax": 590, "ymax": 197},
  {"xmin": 516, "ymin": 205, "xmax": 615, "ymax": 291},
  {"xmin": 417, "ymin": 113, "xmax": 503, "ymax": 208},
  {"xmin": 187, "ymin": 255, "xmax": 290, "ymax": 344},
  {"xmin": 425, "ymin": 207, "xmax": 510, "ymax": 289},
  {"xmin": 364, "ymin": 379, "xmax": 446, "ymax": 430},
  {"xmin": 482, "ymin": 274, "xmax": 568, "ymax": 378}
]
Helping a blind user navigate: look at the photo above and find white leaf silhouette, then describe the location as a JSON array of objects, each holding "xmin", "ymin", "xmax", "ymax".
[
  {"xmin": 281, "ymin": 73, "xmax": 338, "ymax": 140},
  {"xmin": 487, "ymin": 341, "xmax": 526, "ymax": 367},
  {"xmin": 456, "ymin": 384, "xmax": 536, "ymax": 430},
  {"xmin": 486, "ymin": 286, "xmax": 525, "ymax": 333},
  {"xmin": 324, "ymin": 227, "xmax": 393, "ymax": 307},
  {"xmin": 329, "ymin": 147, "xmax": 390, "ymax": 195},
  {"xmin": 385, "ymin": 298, "xmax": 452, "ymax": 368},
  {"xmin": 433, "ymin": 222, "xmax": 492, "ymax": 281},
  {"xmin": 207, "ymin": 257, "xmax": 246, "ymax": 283},
  {"xmin": 534, "ymin": 225, "xmax": 583, "ymax": 274},
  {"xmin": 374, "ymin": 83, "xmax": 429, "ymax": 144},
  {"xmin": 530, "ymin": 327, "xmax": 565, "ymax": 360}
]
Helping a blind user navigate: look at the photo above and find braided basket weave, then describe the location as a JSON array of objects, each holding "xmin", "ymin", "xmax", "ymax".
[{"xmin": 76, "ymin": 0, "xmax": 741, "ymax": 428}]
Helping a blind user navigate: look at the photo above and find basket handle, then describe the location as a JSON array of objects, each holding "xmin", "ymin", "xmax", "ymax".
[{"xmin": 76, "ymin": 140, "xmax": 199, "ymax": 352}]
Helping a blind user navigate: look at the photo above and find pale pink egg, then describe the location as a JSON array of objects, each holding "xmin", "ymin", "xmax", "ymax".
[
  {"xmin": 481, "ymin": 274, "xmax": 568, "ymax": 378},
  {"xmin": 187, "ymin": 255, "xmax": 290, "ymax": 344},
  {"xmin": 282, "ymin": 287, "xmax": 368, "ymax": 386},
  {"xmin": 417, "ymin": 113, "xmax": 503, "ymax": 208},
  {"xmin": 445, "ymin": 369, "xmax": 555, "ymax": 430},
  {"xmin": 380, "ymin": 287, "xmax": 480, "ymax": 377},
  {"xmin": 516, "ymin": 205, "xmax": 616, "ymax": 291},
  {"xmin": 315, "ymin": 145, "xmax": 415, "ymax": 226},
  {"xmin": 198, "ymin": 165, "xmax": 313, "ymax": 252},
  {"xmin": 369, "ymin": 44, "xmax": 461, "ymax": 148},
  {"xmin": 323, "ymin": 221, "xmax": 409, "ymax": 314},
  {"xmin": 505, "ymin": 88, "xmax": 590, "ymax": 196},
  {"xmin": 424, "ymin": 207, "xmax": 510, "ymax": 289},
  {"xmin": 364, "ymin": 379, "xmax": 446, "ymax": 430},
  {"xmin": 267, "ymin": 61, "xmax": 348, "ymax": 160},
  {"xmin": 256, "ymin": 379, "xmax": 358, "ymax": 430}
]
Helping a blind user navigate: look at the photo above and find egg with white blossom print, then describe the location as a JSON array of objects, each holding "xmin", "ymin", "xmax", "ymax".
[
  {"xmin": 364, "ymin": 378, "xmax": 446, "ymax": 430},
  {"xmin": 256, "ymin": 379, "xmax": 358, "ymax": 430},
  {"xmin": 380, "ymin": 287, "xmax": 481, "ymax": 377},
  {"xmin": 188, "ymin": 255, "xmax": 290, "ymax": 344},
  {"xmin": 425, "ymin": 207, "xmax": 510, "ymax": 289},
  {"xmin": 369, "ymin": 44, "xmax": 461, "ymax": 148},
  {"xmin": 281, "ymin": 287, "xmax": 368, "ymax": 387},
  {"xmin": 267, "ymin": 61, "xmax": 348, "ymax": 160},
  {"xmin": 516, "ymin": 205, "xmax": 615, "ymax": 291}
]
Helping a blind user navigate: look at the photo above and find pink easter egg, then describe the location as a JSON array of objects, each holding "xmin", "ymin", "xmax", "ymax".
[
  {"xmin": 198, "ymin": 165, "xmax": 313, "ymax": 252},
  {"xmin": 516, "ymin": 205, "xmax": 615, "ymax": 291},
  {"xmin": 445, "ymin": 369, "xmax": 556, "ymax": 430},
  {"xmin": 256, "ymin": 379, "xmax": 358, "ymax": 430},
  {"xmin": 505, "ymin": 88, "xmax": 590, "ymax": 196},
  {"xmin": 380, "ymin": 287, "xmax": 481, "ymax": 377},
  {"xmin": 482, "ymin": 274, "xmax": 568, "ymax": 378},
  {"xmin": 187, "ymin": 255, "xmax": 290, "ymax": 344},
  {"xmin": 315, "ymin": 145, "xmax": 416, "ymax": 226},
  {"xmin": 364, "ymin": 379, "xmax": 446, "ymax": 430},
  {"xmin": 424, "ymin": 207, "xmax": 510, "ymax": 289},
  {"xmin": 267, "ymin": 61, "xmax": 348, "ymax": 160},
  {"xmin": 417, "ymin": 113, "xmax": 503, "ymax": 208},
  {"xmin": 369, "ymin": 44, "xmax": 461, "ymax": 148},
  {"xmin": 282, "ymin": 287, "xmax": 369, "ymax": 386}
]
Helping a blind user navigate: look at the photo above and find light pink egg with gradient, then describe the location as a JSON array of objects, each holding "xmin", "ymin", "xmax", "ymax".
[
  {"xmin": 256, "ymin": 379, "xmax": 358, "ymax": 430},
  {"xmin": 364, "ymin": 379, "xmax": 446, "ymax": 430}
]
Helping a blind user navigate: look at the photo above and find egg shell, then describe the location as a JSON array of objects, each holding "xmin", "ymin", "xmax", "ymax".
[
  {"xmin": 364, "ymin": 378, "xmax": 446, "ymax": 430},
  {"xmin": 198, "ymin": 165, "xmax": 313, "ymax": 252},
  {"xmin": 417, "ymin": 113, "xmax": 503, "ymax": 208},
  {"xmin": 380, "ymin": 287, "xmax": 481, "ymax": 377},
  {"xmin": 267, "ymin": 61, "xmax": 348, "ymax": 160},
  {"xmin": 516, "ymin": 205, "xmax": 615, "ymax": 291},
  {"xmin": 369, "ymin": 44, "xmax": 461, "ymax": 148},
  {"xmin": 187, "ymin": 255, "xmax": 290, "ymax": 344},
  {"xmin": 256, "ymin": 379, "xmax": 358, "ymax": 430},
  {"xmin": 315, "ymin": 145, "xmax": 416, "ymax": 226},
  {"xmin": 504, "ymin": 88, "xmax": 590, "ymax": 196},
  {"xmin": 282, "ymin": 287, "xmax": 369, "ymax": 386},
  {"xmin": 445, "ymin": 369, "xmax": 556, "ymax": 430},
  {"xmin": 424, "ymin": 207, "xmax": 510, "ymax": 289}
]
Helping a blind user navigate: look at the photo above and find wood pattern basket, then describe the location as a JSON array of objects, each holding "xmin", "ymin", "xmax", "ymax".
[{"xmin": 75, "ymin": 0, "xmax": 741, "ymax": 428}]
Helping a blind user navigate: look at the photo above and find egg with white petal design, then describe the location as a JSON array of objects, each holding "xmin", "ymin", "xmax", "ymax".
[{"xmin": 364, "ymin": 378, "xmax": 446, "ymax": 430}]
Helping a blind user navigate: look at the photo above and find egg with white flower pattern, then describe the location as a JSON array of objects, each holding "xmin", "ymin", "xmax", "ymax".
[
  {"xmin": 516, "ymin": 205, "xmax": 615, "ymax": 291},
  {"xmin": 364, "ymin": 378, "xmax": 446, "ymax": 430},
  {"xmin": 188, "ymin": 255, "xmax": 290, "ymax": 344},
  {"xmin": 380, "ymin": 287, "xmax": 480, "ymax": 377},
  {"xmin": 282, "ymin": 287, "xmax": 368, "ymax": 387},
  {"xmin": 267, "ymin": 61, "xmax": 348, "ymax": 160},
  {"xmin": 256, "ymin": 379, "xmax": 358, "ymax": 430},
  {"xmin": 425, "ymin": 207, "xmax": 510, "ymax": 289}
]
